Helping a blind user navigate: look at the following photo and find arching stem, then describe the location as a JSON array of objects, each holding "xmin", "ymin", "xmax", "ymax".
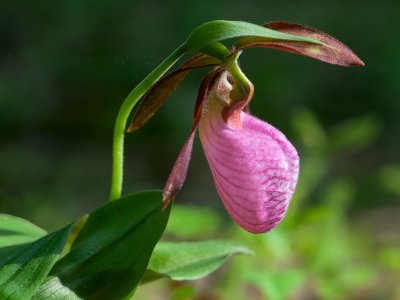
[
  {"xmin": 109, "ymin": 44, "xmax": 186, "ymax": 201},
  {"xmin": 109, "ymin": 41, "xmax": 231, "ymax": 201}
]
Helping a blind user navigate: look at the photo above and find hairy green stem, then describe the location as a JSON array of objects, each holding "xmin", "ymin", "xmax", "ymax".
[
  {"xmin": 224, "ymin": 52, "xmax": 253, "ymax": 102},
  {"xmin": 109, "ymin": 40, "xmax": 231, "ymax": 201},
  {"xmin": 109, "ymin": 45, "xmax": 186, "ymax": 201}
]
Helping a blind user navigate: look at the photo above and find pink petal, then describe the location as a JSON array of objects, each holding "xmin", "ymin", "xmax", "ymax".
[{"xmin": 199, "ymin": 78, "xmax": 299, "ymax": 233}]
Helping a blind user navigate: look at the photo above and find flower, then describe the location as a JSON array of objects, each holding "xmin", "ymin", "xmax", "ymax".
[
  {"xmin": 199, "ymin": 72, "xmax": 299, "ymax": 233},
  {"xmin": 130, "ymin": 21, "xmax": 364, "ymax": 234},
  {"xmin": 163, "ymin": 68, "xmax": 299, "ymax": 234}
]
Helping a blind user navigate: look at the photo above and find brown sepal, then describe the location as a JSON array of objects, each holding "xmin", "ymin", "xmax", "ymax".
[
  {"xmin": 162, "ymin": 70, "xmax": 222, "ymax": 209},
  {"xmin": 236, "ymin": 21, "xmax": 364, "ymax": 67},
  {"xmin": 162, "ymin": 130, "xmax": 195, "ymax": 210},
  {"xmin": 127, "ymin": 55, "xmax": 220, "ymax": 132},
  {"xmin": 193, "ymin": 69, "xmax": 223, "ymax": 129}
]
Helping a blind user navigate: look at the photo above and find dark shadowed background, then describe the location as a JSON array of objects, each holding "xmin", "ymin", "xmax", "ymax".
[{"xmin": 1, "ymin": 1, "xmax": 399, "ymax": 299}]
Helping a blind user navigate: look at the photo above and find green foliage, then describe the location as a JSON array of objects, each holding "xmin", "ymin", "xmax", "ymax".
[
  {"xmin": 34, "ymin": 191, "xmax": 170, "ymax": 299},
  {"xmin": 0, "ymin": 191, "xmax": 177, "ymax": 299},
  {"xmin": 144, "ymin": 241, "xmax": 251, "ymax": 282},
  {"xmin": 0, "ymin": 221, "xmax": 72, "ymax": 300},
  {"xmin": 0, "ymin": 193, "xmax": 252, "ymax": 299},
  {"xmin": 0, "ymin": 214, "xmax": 46, "ymax": 248}
]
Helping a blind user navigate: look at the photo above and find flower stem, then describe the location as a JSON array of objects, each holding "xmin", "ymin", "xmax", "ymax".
[
  {"xmin": 109, "ymin": 44, "xmax": 186, "ymax": 201},
  {"xmin": 224, "ymin": 52, "xmax": 253, "ymax": 102}
]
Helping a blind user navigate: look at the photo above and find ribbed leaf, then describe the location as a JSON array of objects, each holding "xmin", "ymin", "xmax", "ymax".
[
  {"xmin": 0, "ymin": 214, "xmax": 46, "ymax": 248},
  {"xmin": 34, "ymin": 191, "xmax": 170, "ymax": 300},
  {"xmin": 142, "ymin": 240, "xmax": 252, "ymax": 283},
  {"xmin": 0, "ymin": 224, "xmax": 73, "ymax": 300}
]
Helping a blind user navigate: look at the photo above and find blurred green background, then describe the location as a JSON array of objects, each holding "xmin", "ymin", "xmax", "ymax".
[{"xmin": 1, "ymin": 0, "xmax": 399, "ymax": 299}]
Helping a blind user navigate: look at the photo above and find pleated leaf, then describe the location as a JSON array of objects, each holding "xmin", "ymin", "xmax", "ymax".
[
  {"xmin": 0, "ymin": 214, "xmax": 46, "ymax": 248},
  {"xmin": 142, "ymin": 240, "xmax": 252, "ymax": 283},
  {"xmin": 34, "ymin": 191, "xmax": 170, "ymax": 300},
  {"xmin": 0, "ymin": 224, "xmax": 73, "ymax": 300}
]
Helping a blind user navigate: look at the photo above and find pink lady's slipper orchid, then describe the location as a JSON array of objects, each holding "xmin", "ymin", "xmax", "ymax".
[
  {"xmin": 128, "ymin": 21, "xmax": 364, "ymax": 234},
  {"xmin": 162, "ymin": 64, "xmax": 299, "ymax": 234},
  {"xmin": 198, "ymin": 72, "xmax": 299, "ymax": 233}
]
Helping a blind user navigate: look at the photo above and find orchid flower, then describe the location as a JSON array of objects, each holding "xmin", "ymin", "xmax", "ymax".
[
  {"xmin": 202, "ymin": 72, "xmax": 299, "ymax": 233},
  {"xmin": 127, "ymin": 21, "xmax": 364, "ymax": 234},
  {"xmin": 162, "ymin": 61, "xmax": 299, "ymax": 233}
]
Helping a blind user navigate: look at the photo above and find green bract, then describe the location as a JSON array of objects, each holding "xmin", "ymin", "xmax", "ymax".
[{"xmin": 184, "ymin": 20, "xmax": 322, "ymax": 52}]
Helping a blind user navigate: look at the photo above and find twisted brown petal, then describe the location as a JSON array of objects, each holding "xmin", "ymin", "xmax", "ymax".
[{"xmin": 237, "ymin": 21, "xmax": 364, "ymax": 67}]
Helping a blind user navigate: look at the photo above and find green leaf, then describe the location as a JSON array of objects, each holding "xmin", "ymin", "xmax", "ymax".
[
  {"xmin": 0, "ymin": 214, "xmax": 46, "ymax": 248},
  {"xmin": 0, "ymin": 224, "xmax": 73, "ymax": 300},
  {"xmin": 33, "ymin": 275, "xmax": 82, "ymax": 300},
  {"xmin": 142, "ymin": 240, "xmax": 252, "ymax": 283},
  {"xmin": 184, "ymin": 20, "xmax": 321, "ymax": 52},
  {"xmin": 34, "ymin": 191, "xmax": 170, "ymax": 300}
]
